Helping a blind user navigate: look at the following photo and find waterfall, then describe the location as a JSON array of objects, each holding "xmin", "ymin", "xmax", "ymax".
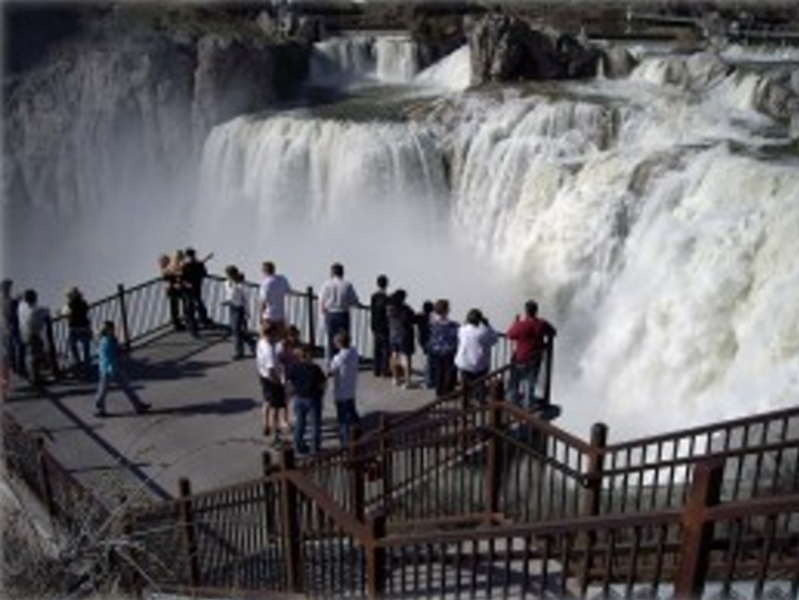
[
  {"xmin": 9, "ymin": 26, "xmax": 799, "ymax": 439},
  {"xmin": 414, "ymin": 45, "xmax": 472, "ymax": 91},
  {"xmin": 436, "ymin": 63, "xmax": 799, "ymax": 437},
  {"xmin": 310, "ymin": 34, "xmax": 419, "ymax": 85}
]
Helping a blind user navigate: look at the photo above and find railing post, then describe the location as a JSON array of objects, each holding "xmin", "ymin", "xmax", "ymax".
[
  {"xmin": 117, "ymin": 283, "xmax": 132, "ymax": 352},
  {"xmin": 366, "ymin": 510, "xmax": 387, "ymax": 598},
  {"xmin": 279, "ymin": 447, "xmax": 303, "ymax": 593},
  {"xmin": 674, "ymin": 457, "xmax": 724, "ymax": 599},
  {"xmin": 542, "ymin": 335, "xmax": 554, "ymax": 409},
  {"xmin": 178, "ymin": 477, "xmax": 201, "ymax": 588},
  {"xmin": 485, "ymin": 400, "xmax": 503, "ymax": 519},
  {"xmin": 36, "ymin": 437, "xmax": 56, "ymax": 519},
  {"xmin": 44, "ymin": 315, "xmax": 61, "ymax": 380},
  {"xmin": 305, "ymin": 286, "xmax": 316, "ymax": 353},
  {"xmin": 262, "ymin": 451, "xmax": 275, "ymax": 476},
  {"xmin": 379, "ymin": 414, "xmax": 392, "ymax": 511},
  {"xmin": 582, "ymin": 423, "xmax": 608, "ymax": 518},
  {"xmin": 350, "ymin": 427, "xmax": 365, "ymax": 521}
]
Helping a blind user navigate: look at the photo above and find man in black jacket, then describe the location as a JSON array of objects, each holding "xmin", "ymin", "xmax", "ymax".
[
  {"xmin": 182, "ymin": 248, "xmax": 213, "ymax": 331},
  {"xmin": 370, "ymin": 274, "xmax": 391, "ymax": 377}
]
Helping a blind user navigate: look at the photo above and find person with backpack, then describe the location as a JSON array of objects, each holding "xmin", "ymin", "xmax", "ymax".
[{"xmin": 427, "ymin": 299, "xmax": 459, "ymax": 396}]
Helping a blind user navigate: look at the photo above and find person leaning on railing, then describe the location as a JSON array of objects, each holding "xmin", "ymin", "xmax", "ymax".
[
  {"xmin": 454, "ymin": 308, "xmax": 498, "ymax": 402},
  {"xmin": 158, "ymin": 253, "xmax": 184, "ymax": 332},
  {"xmin": 181, "ymin": 248, "xmax": 214, "ymax": 331},
  {"xmin": 505, "ymin": 300, "xmax": 556, "ymax": 411}
]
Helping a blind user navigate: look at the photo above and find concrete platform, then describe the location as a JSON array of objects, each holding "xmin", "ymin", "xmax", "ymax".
[{"xmin": 3, "ymin": 329, "xmax": 436, "ymax": 507}]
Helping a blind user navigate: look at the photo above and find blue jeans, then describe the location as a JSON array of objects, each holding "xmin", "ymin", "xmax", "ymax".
[
  {"xmin": 293, "ymin": 396, "xmax": 322, "ymax": 454},
  {"xmin": 507, "ymin": 358, "xmax": 543, "ymax": 409},
  {"xmin": 68, "ymin": 328, "xmax": 93, "ymax": 371},
  {"xmin": 372, "ymin": 333, "xmax": 390, "ymax": 376},
  {"xmin": 423, "ymin": 351, "xmax": 433, "ymax": 389},
  {"xmin": 335, "ymin": 399, "xmax": 360, "ymax": 446},
  {"xmin": 229, "ymin": 305, "xmax": 254, "ymax": 358},
  {"xmin": 325, "ymin": 312, "xmax": 350, "ymax": 361},
  {"xmin": 95, "ymin": 368, "xmax": 145, "ymax": 412}
]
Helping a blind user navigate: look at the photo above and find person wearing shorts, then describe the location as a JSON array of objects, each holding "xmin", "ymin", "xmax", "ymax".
[{"xmin": 256, "ymin": 322, "xmax": 286, "ymax": 447}]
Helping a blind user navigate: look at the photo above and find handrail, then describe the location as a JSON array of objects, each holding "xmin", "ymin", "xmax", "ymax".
[
  {"xmin": 707, "ymin": 492, "xmax": 799, "ymax": 520},
  {"xmin": 499, "ymin": 401, "xmax": 593, "ymax": 455},
  {"xmin": 379, "ymin": 507, "xmax": 682, "ymax": 547},
  {"xmin": 604, "ymin": 404, "xmax": 799, "ymax": 452}
]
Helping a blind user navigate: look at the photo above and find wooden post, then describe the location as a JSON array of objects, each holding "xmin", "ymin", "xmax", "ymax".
[
  {"xmin": 279, "ymin": 448, "xmax": 303, "ymax": 593},
  {"xmin": 350, "ymin": 427, "xmax": 365, "ymax": 521},
  {"xmin": 379, "ymin": 414, "xmax": 392, "ymax": 510},
  {"xmin": 542, "ymin": 335, "xmax": 554, "ymax": 409},
  {"xmin": 36, "ymin": 437, "xmax": 56, "ymax": 519},
  {"xmin": 484, "ymin": 401, "xmax": 503, "ymax": 518},
  {"xmin": 674, "ymin": 458, "xmax": 724, "ymax": 599},
  {"xmin": 582, "ymin": 423, "xmax": 608, "ymax": 518},
  {"xmin": 44, "ymin": 316, "xmax": 61, "ymax": 380},
  {"xmin": 262, "ymin": 451, "xmax": 274, "ymax": 477},
  {"xmin": 305, "ymin": 286, "xmax": 316, "ymax": 353},
  {"xmin": 366, "ymin": 511, "xmax": 388, "ymax": 598},
  {"xmin": 178, "ymin": 478, "xmax": 201, "ymax": 587},
  {"xmin": 117, "ymin": 284, "xmax": 132, "ymax": 351}
]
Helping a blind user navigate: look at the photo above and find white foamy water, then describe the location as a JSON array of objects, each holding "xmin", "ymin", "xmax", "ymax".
[
  {"xmin": 194, "ymin": 113, "xmax": 525, "ymax": 323},
  {"xmin": 310, "ymin": 34, "xmax": 419, "ymax": 85},
  {"xmin": 414, "ymin": 45, "xmax": 472, "ymax": 91}
]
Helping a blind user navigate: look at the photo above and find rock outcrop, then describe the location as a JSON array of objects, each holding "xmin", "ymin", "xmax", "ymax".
[
  {"xmin": 600, "ymin": 46, "xmax": 638, "ymax": 79},
  {"xmin": 3, "ymin": 7, "xmax": 312, "ymax": 210},
  {"xmin": 468, "ymin": 13, "xmax": 602, "ymax": 85}
]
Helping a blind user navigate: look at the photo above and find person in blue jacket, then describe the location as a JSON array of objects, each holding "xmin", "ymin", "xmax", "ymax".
[{"xmin": 94, "ymin": 321, "xmax": 151, "ymax": 417}]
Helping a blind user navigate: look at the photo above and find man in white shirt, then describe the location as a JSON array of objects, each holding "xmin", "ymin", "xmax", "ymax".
[
  {"xmin": 258, "ymin": 261, "xmax": 292, "ymax": 331},
  {"xmin": 329, "ymin": 331, "xmax": 360, "ymax": 446},
  {"xmin": 319, "ymin": 263, "xmax": 361, "ymax": 362},
  {"xmin": 256, "ymin": 321, "xmax": 287, "ymax": 447},
  {"xmin": 454, "ymin": 308, "xmax": 498, "ymax": 400},
  {"xmin": 17, "ymin": 289, "xmax": 50, "ymax": 385}
]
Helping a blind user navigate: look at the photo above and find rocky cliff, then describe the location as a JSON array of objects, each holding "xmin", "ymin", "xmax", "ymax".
[{"xmin": 3, "ymin": 7, "xmax": 311, "ymax": 210}]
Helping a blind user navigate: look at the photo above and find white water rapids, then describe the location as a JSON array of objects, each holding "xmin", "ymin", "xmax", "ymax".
[
  {"xmin": 196, "ymin": 40, "xmax": 799, "ymax": 439},
  {"xmin": 6, "ymin": 37, "xmax": 799, "ymax": 440}
]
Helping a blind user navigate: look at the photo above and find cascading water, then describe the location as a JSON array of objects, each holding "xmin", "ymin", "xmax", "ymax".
[
  {"xmin": 309, "ymin": 34, "xmax": 420, "ymax": 85},
  {"xmin": 198, "ymin": 42, "xmax": 799, "ymax": 439}
]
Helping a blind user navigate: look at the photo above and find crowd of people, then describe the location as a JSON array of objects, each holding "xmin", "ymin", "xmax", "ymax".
[
  {"xmin": 212, "ymin": 260, "xmax": 557, "ymax": 456},
  {"xmin": 0, "ymin": 255, "xmax": 557, "ymax": 458}
]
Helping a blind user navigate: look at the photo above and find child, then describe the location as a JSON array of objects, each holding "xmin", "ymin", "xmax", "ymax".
[
  {"xmin": 94, "ymin": 321, "xmax": 151, "ymax": 417},
  {"xmin": 329, "ymin": 331, "xmax": 361, "ymax": 446}
]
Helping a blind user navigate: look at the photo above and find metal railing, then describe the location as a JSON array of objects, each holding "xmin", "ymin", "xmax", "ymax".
[
  {"xmin": 124, "ymin": 452, "xmax": 799, "ymax": 599},
  {"xmin": 44, "ymin": 274, "xmax": 518, "ymax": 382},
  {"xmin": 8, "ymin": 274, "xmax": 799, "ymax": 599}
]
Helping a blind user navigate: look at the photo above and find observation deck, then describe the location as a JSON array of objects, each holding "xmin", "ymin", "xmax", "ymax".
[{"xmin": 5, "ymin": 327, "xmax": 441, "ymax": 504}]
